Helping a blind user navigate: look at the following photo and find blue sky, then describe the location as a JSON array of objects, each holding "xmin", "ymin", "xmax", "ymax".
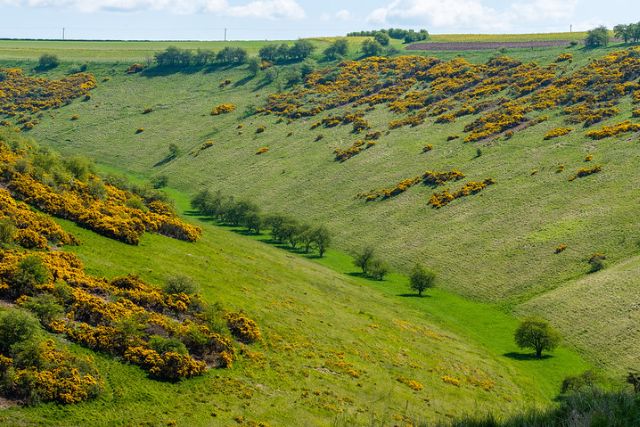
[{"xmin": 0, "ymin": 0, "xmax": 638, "ymax": 40}]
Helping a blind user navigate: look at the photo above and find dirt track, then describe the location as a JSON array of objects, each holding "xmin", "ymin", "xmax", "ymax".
[{"xmin": 407, "ymin": 40, "xmax": 575, "ymax": 51}]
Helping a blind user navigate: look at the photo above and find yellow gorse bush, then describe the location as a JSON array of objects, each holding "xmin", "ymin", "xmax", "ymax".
[
  {"xmin": 210, "ymin": 103, "xmax": 236, "ymax": 116},
  {"xmin": 258, "ymin": 48, "xmax": 640, "ymax": 147},
  {"xmin": 0, "ymin": 68, "xmax": 96, "ymax": 125}
]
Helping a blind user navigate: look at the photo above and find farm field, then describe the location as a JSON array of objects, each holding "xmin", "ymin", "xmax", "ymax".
[
  {"xmin": 0, "ymin": 31, "xmax": 591, "ymax": 62},
  {"xmin": 1, "ymin": 24, "xmax": 640, "ymax": 426}
]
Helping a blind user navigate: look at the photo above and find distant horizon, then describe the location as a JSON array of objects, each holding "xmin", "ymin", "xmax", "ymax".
[
  {"xmin": 0, "ymin": 29, "xmax": 592, "ymax": 44},
  {"xmin": 0, "ymin": 0, "xmax": 635, "ymax": 41}
]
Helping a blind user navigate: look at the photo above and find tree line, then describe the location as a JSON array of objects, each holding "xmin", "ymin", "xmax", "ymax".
[
  {"xmin": 347, "ymin": 28, "xmax": 429, "ymax": 44},
  {"xmin": 585, "ymin": 23, "xmax": 640, "ymax": 48},
  {"xmin": 190, "ymin": 189, "xmax": 330, "ymax": 257},
  {"xmin": 258, "ymin": 40, "xmax": 315, "ymax": 64}
]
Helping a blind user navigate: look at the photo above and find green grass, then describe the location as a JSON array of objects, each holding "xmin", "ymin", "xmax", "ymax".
[
  {"xmin": 0, "ymin": 197, "xmax": 590, "ymax": 426},
  {"xmin": 428, "ymin": 32, "xmax": 588, "ymax": 43},
  {"xmin": 7, "ymin": 42, "xmax": 639, "ymax": 376},
  {"xmin": 0, "ymin": 36, "xmax": 637, "ymax": 423},
  {"xmin": 0, "ymin": 32, "xmax": 593, "ymax": 63}
]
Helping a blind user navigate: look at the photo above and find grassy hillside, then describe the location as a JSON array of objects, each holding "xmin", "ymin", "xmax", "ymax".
[
  {"xmin": 5, "ymin": 41, "xmax": 639, "ymax": 376},
  {"xmin": 2, "ymin": 36, "xmax": 640, "ymax": 424},
  {"xmin": 0, "ymin": 197, "xmax": 590, "ymax": 426}
]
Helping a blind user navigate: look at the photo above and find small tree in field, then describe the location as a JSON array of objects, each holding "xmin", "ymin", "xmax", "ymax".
[
  {"xmin": 514, "ymin": 318, "xmax": 561, "ymax": 359},
  {"xmin": 409, "ymin": 264, "xmax": 436, "ymax": 296},
  {"xmin": 368, "ymin": 259, "xmax": 388, "ymax": 281},
  {"xmin": 354, "ymin": 246, "xmax": 376, "ymax": 274},
  {"xmin": 585, "ymin": 26, "xmax": 609, "ymax": 48}
]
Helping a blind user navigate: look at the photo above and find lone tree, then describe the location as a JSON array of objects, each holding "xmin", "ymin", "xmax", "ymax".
[
  {"xmin": 585, "ymin": 26, "xmax": 610, "ymax": 48},
  {"xmin": 514, "ymin": 318, "xmax": 561, "ymax": 359},
  {"xmin": 409, "ymin": 264, "xmax": 436, "ymax": 296}
]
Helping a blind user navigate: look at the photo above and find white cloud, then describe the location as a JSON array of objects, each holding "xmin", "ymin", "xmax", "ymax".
[
  {"xmin": 367, "ymin": 0, "xmax": 578, "ymax": 32},
  {"xmin": 0, "ymin": 0, "xmax": 305, "ymax": 18},
  {"xmin": 227, "ymin": 0, "xmax": 305, "ymax": 19},
  {"xmin": 336, "ymin": 9, "xmax": 350, "ymax": 21}
]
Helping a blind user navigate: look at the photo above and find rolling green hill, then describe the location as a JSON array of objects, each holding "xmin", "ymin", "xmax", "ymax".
[
  {"xmin": 0, "ymin": 35, "xmax": 638, "ymax": 424},
  {"xmin": 0, "ymin": 163, "xmax": 589, "ymax": 426}
]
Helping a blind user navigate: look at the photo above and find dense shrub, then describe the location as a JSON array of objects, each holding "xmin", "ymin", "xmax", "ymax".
[
  {"xmin": 0, "ymin": 310, "xmax": 41, "ymax": 353},
  {"xmin": 126, "ymin": 63, "xmax": 145, "ymax": 74},
  {"xmin": 361, "ymin": 39, "xmax": 384, "ymax": 57},
  {"xmin": 588, "ymin": 253, "xmax": 606, "ymax": 272},
  {"xmin": 225, "ymin": 312, "xmax": 261, "ymax": 343},
  {"xmin": 37, "ymin": 54, "xmax": 59, "ymax": 71},
  {"xmin": 585, "ymin": 26, "xmax": 610, "ymax": 48},
  {"xmin": 324, "ymin": 39, "xmax": 349, "ymax": 61},
  {"xmin": 211, "ymin": 103, "xmax": 236, "ymax": 115}
]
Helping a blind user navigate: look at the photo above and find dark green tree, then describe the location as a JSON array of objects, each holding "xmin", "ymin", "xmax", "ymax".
[
  {"xmin": 409, "ymin": 264, "xmax": 436, "ymax": 296},
  {"xmin": 374, "ymin": 32, "xmax": 391, "ymax": 46},
  {"xmin": 361, "ymin": 39, "xmax": 384, "ymax": 57},
  {"xmin": 514, "ymin": 318, "xmax": 561, "ymax": 359},
  {"xmin": 323, "ymin": 39, "xmax": 349, "ymax": 60},
  {"xmin": 585, "ymin": 26, "xmax": 610, "ymax": 48}
]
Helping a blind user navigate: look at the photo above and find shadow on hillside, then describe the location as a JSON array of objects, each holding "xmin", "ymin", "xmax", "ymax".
[
  {"xmin": 152, "ymin": 155, "xmax": 175, "ymax": 168},
  {"xmin": 346, "ymin": 272, "xmax": 388, "ymax": 283},
  {"xmin": 140, "ymin": 63, "xmax": 240, "ymax": 78},
  {"xmin": 233, "ymin": 75, "xmax": 254, "ymax": 87},
  {"xmin": 141, "ymin": 66, "xmax": 202, "ymax": 77},
  {"xmin": 503, "ymin": 352, "xmax": 553, "ymax": 361},
  {"xmin": 397, "ymin": 293, "xmax": 431, "ymax": 298}
]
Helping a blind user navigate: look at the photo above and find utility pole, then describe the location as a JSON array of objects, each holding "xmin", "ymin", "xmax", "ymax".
[
  {"xmin": 62, "ymin": 27, "xmax": 65, "ymax": 40},
  {"xmin": 224, "ymin": 28, "xmax": 227, "ymax": 42}
]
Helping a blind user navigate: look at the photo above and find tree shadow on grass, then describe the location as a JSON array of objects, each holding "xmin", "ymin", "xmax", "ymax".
[
  {"xmin": 233, "ymin": 74, "xmax": 254, "ymax": 87},
  {"xmin": 503, "ymin": 352, "xmax": 553, "ymax": 361},
  {"xmin": 397, "ymin": 293, "xmax": 431, "ymax": 298},
  {"xmin": 152, "ymin": 155, "xmax": 175, "ymax": 168},
  {"xmin": 346, "ymin": 272, "xmax": 388, "ymax": 283}
]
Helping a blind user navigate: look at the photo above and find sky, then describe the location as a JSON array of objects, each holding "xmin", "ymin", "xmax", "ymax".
[{"xmin": 0, "ymin": 0, "xmax": 638, "ymax": 41}]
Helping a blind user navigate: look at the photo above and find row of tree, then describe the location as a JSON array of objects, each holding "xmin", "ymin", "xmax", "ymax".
[
  {"xmin": 258, "ymin": 40, "xmax": 316, "ymax": 64},
  {"xmin": 347, "ymin": 28, "xmax": 429, "ymax": 44},
  {"xmin": 190, "ymin": 189, "xmax": 330, "ymax": 256},
  {"xmin": 585, "ymin": 23, "xmax": 640, "ymax": 48},
  {"xmin": 154, "ymin": 46, "xmax": 249, "ymax": 68},
  {"xmin": 614, "ymin": 23, "xmax": 640, "ymax": 43}
]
